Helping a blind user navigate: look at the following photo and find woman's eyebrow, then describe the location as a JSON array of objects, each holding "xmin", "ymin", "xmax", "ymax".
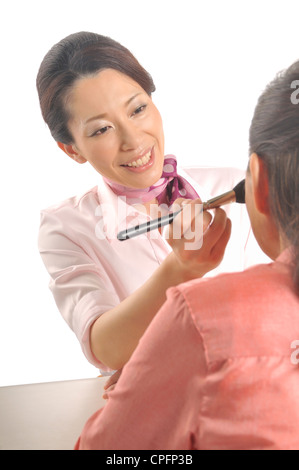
[
  {"xmin": 126, "ymin": 92, "xmax": 143, "ymax": 105},
  {"xmin": 84, "ymin": 112, "xmax": 107, "ymax": 125},
  {"xmin": 83, "ymin": 92, "xmax": 143, "ymax": 125}
]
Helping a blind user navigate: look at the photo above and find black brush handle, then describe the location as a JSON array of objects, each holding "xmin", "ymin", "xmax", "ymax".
[{"xmin": 117, "ymin": 179, "xmax": 246, "ymax": 241}]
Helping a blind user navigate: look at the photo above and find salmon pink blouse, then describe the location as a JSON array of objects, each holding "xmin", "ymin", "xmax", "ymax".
[{"xmin": 75, "ymin": 249, "xmax": 299, "ymax": 450}]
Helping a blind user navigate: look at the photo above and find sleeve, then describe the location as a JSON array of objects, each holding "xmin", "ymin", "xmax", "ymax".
[
  {"xmin": 75, "ymin": 287, "xmax": 208, "ymax": 450},
  {"xmin": 38, "ymin": 209, "xmax": 120, "ymax": 370}
]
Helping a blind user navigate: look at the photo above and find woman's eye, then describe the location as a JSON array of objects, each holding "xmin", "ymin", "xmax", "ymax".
[
  {"xmin": 92, "ymin": 126, "xmax": 110, "ymax": 136},
  {"xmin": 132, "ymin": 104, "xmax": 147, "ymax": 116}
]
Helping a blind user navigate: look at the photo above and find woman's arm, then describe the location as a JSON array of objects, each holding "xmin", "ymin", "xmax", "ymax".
[{"xmin": 91, "ymin": 204, "xmax": 231, "ymax": 370}]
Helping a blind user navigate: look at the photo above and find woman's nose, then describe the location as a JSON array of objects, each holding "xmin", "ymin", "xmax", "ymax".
[{"xmin": 119, "ymin": 122, "xmax": 143, "ymax": 152}]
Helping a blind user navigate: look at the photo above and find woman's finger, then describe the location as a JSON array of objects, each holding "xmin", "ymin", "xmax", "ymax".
[
  {"xmin": 165, "ymin": 198, "xmax": 206, "ymax": 243},
  {"xmin": 201, "ymin": 208, "xmax": 229, "ymax": 250},
  {"xmin": 102, "ymin": 383, "xmax": 117, "ymax": 400},
  {"xmin": 209, "ymin": 217, "xmax": 232, "ymax": 263},
  {"xmin": 103, "ymin": 369, "xmax": 122, "ymax": 390}
]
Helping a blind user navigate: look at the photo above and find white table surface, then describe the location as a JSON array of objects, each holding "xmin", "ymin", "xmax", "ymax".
[{"xmin": 0, "ymin": 377, "xmax": 107, "ymax": 450}]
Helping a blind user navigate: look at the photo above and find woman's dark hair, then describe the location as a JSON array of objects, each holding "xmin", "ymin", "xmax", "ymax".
[
  {"xmin": 36, "ymin": 31, "xmax": 156, "ymax": 144},
  {"xmin": 249, "ymin": 60, "xmax": 299, "ymax": 295}
]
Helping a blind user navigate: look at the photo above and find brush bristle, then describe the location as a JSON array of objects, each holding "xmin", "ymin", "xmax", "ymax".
[{"xmin": 233, "ymin": 179, "xmax": 245, "ymax": 203}]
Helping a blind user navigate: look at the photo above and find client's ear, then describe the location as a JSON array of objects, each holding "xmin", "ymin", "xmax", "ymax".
[
  {"xmin": 57, "ymin": 142, "xmax": 87, "ymax": 164},
  {"xmin": 249, "ymin": 153, "xmax": 271, "ymax": 215}
]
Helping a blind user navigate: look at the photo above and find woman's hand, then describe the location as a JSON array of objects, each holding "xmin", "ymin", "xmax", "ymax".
[
  {"xmin": 165, "ymin": 198, "xmax": 232, "ymax": 282},
  {"xmin": 102, "ymin": 369, "xmax": 123, "ymax": 399},
  {"xmin": 91, "ymin": 199, "xmax": 231, "ymax": 372}
]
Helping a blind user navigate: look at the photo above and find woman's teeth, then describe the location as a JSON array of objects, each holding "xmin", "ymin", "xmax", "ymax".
[{"xmin": 124, "ymin": 151, "xmax": 151, "ymax": 167}]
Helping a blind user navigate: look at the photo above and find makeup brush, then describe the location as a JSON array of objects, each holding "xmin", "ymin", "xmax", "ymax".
[{"xmin": 117, "ymin": 179, "xmax": 245, "ymax": 241}]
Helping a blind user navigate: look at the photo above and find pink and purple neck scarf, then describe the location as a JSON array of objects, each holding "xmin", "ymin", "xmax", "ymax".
[{"xmin": 103, "ymin": 155, "xmax": 199, "ymax": 206}]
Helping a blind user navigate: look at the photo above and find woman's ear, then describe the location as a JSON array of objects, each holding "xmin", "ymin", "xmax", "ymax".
[
  {"xmin": 249, "ymin": 153, "xmax": 271, "ymax": 215},
  {"xmin": 57, "ymin": 142, "xmax": 87, "ymax": 164}
]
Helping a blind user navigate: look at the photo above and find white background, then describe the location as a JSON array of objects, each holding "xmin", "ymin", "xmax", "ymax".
[{"xmin": 1, "ymin": 0, "xmax": 299, "ymax": 386}]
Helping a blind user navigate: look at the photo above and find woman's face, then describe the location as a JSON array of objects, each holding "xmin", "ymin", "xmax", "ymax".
[{"xmin": 64, "ymin": 69, "xmax": 165, "ymax": 189}]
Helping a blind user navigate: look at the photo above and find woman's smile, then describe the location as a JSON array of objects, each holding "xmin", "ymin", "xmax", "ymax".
[{"xmin": 120, "ymin": 147, "xmax": 154, "ymax": 171}]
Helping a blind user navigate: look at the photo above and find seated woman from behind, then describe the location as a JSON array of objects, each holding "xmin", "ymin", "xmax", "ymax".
[{"xmin": 75, "ymin": 58, "xmax": 299, "ymax": 450}]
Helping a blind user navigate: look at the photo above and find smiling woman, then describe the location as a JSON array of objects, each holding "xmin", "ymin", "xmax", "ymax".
[
  {"xmin": 36, "ymin": 31, "xmax": 267, "ymax": 382},
  {"xmin": 59, "ymin": 69, "xmax": 165, "ymax": 189},
  {"xmin": 37, "ymin": 32, "xmax": 156, "ymax": 144}
]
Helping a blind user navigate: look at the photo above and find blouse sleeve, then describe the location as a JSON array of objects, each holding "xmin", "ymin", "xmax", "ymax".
[{"xmin": 38, "ymin": 209, "xmax": 119, "ymax": 370}]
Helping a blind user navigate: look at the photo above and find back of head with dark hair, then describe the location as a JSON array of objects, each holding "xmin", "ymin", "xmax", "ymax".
[
  {"xmin": 249, "ymin": 60, "xmax": 299, "ymax": 295},
  {"xmin": 36, "ymin": 31, "xmax": 156, "ymax": 144}
]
